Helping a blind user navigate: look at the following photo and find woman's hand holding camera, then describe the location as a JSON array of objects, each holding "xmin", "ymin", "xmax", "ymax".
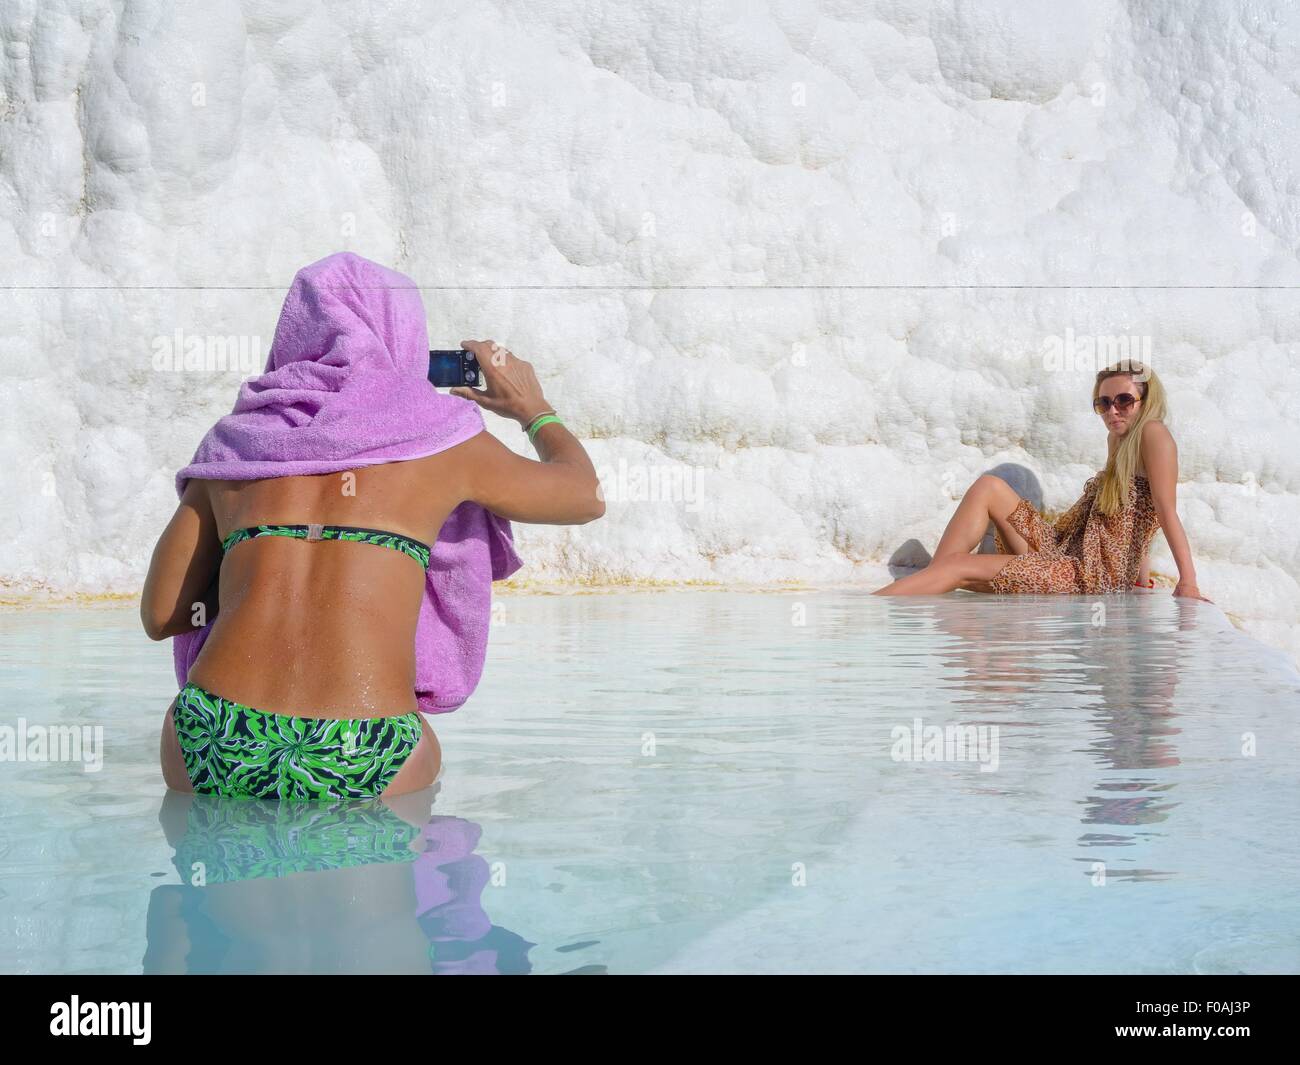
[{"xmin": 451, "ymin": 340, "xmax": 553, "ymax": 428}]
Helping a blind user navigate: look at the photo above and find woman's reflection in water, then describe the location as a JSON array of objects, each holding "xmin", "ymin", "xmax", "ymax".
[
  {"xmin": 144, "ymin": 787, "xmax": 535, "ymax": 974},
  {"xmin": 1073, "ymin": 596, "xmax": 1198, "ymax": 879},
  {"xmin": 909, "ymin": 592, "xmax": 1198, "ymax": 879}
]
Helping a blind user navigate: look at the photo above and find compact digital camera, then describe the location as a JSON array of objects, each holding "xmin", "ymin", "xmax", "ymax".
[{"xmin": 428, "ymin": 348, "xmax": 481, "ymax": 388}]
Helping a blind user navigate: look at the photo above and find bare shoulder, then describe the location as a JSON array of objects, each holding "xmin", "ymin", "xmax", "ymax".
[
  {"xmin": 1141, "ymin": 419, "xmax": 1175, "ymax": 447},
  {"xmin": 1138, "ymin": 420, "xmax": 1178, "ymax": 483},
  {"xmin": 441, "ymin": 426, "xmax": 505, "ymax": 457},
  {"xmin": 401, "ymin": 428, "xmax": 517, "ymax": 507},
  {"xmin": 407, "ymin": 426, "xmax": 511, "ymax": 480},
  {"xmin": 1141, "ymin": 419, "xmax": 1175, "ymax": 457}
]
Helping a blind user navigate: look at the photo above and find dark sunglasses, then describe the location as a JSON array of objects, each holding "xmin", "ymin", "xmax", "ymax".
[{"xmin": 1093, "ymin": 392, "xmax": 1141, "ymax": 414}]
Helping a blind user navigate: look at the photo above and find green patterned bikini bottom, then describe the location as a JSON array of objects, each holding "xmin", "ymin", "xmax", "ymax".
[{"xmin": 173, "ymin": 682, "xmax": 423, "ymax": 801}]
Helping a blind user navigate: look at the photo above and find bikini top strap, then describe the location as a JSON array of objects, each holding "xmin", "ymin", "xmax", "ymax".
[{"xmin": 219, "ymin": 524, "xmax": 433, "ymax": 567}]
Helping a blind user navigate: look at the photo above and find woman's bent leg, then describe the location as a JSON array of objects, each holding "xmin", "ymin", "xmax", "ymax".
[
  {"xmin": 874, "ymin": 553, "xmax": 1021, "ymax": 595},
  {"xmin": 933, "ymin": 475, "xmax": 1030, "ymax": 558}
]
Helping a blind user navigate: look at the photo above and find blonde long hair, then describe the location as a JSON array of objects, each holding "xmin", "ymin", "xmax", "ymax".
[{"xmin": 1093, "ymin": 361, "xmax": 1167, "ymax": 516}]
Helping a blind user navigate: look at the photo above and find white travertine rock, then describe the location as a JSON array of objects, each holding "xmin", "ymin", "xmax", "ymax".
[{"xmin": 1, "ymin": 1, "xmax": 1297, "ymax": 662}]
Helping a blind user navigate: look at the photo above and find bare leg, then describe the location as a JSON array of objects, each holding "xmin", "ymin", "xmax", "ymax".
[
  {"xmin": 382, "ymin": 716, "xmax": 442, "ymax": 798},
  {"xmin": 874, "ymin": 552, "xmax": 1021, "ymax": 595},
  {"xmin": 933, "ymin": 474, "xmax": 1030, "ymax": 558},
  {"xmin": 160, "ymin": 700, "xmax": 194, "ymax": 793}
]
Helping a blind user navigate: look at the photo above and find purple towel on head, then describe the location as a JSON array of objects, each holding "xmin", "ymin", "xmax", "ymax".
[{"xmin": 172, "ymin": 251, "xmax": 522, "ymax": 714}]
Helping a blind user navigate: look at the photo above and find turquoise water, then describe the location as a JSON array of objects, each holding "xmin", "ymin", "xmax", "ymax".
[{"xmin": 1, "ymin": 591, "xmax": 1298, "ymax": 974}]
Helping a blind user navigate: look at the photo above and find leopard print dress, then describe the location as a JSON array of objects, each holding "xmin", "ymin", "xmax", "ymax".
[{"xmin": 989, "ymin": 473, "xmax": 1160, "ymax": 595}]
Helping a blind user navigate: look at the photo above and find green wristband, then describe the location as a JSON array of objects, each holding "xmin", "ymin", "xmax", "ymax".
[
  {"xmin": 522, "ymin": 409, "xmax": 555, "ymax": 434},
  {"xmin": 526, "ymin": 414, "xmax": 563, "ymax": 441}
]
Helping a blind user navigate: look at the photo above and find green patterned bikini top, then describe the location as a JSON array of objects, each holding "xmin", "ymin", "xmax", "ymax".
[{"xmin": 220, "ymin": 524, "xmax": 432, "ymax": 568}]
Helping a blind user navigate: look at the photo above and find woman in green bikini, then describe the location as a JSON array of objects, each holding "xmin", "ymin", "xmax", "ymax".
[{"xmin": 142, "ymin": 336, "xmax": 603, "ymax": 801}]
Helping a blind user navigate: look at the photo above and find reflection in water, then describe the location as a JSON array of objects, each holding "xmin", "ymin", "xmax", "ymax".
[
  {"xmin": 144, "ymin": 789, "xmax": 535, "ymax": 974},
  {"xmin": 1069, "ymin": 598, "xmax": 1201, "ymax": 881},
  {"xmin": 875, "ymin": 593, "xmax": 1201, "ymax": 876}
]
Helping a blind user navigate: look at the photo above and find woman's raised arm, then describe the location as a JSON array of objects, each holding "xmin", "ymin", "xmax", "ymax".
[{"xmin": 450, "ymin": 340, "xmax": 605, "ymax": 526}]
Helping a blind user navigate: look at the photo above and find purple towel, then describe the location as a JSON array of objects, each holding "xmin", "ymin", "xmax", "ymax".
[{"xmin": 172, "ymin": 251, "xmax": 522, "ymax": 713}]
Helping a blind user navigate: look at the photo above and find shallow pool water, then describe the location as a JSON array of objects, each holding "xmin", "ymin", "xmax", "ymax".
[{"xmin": 1, "ymin": 591, "xmax": 1298, "ymax": 974}]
